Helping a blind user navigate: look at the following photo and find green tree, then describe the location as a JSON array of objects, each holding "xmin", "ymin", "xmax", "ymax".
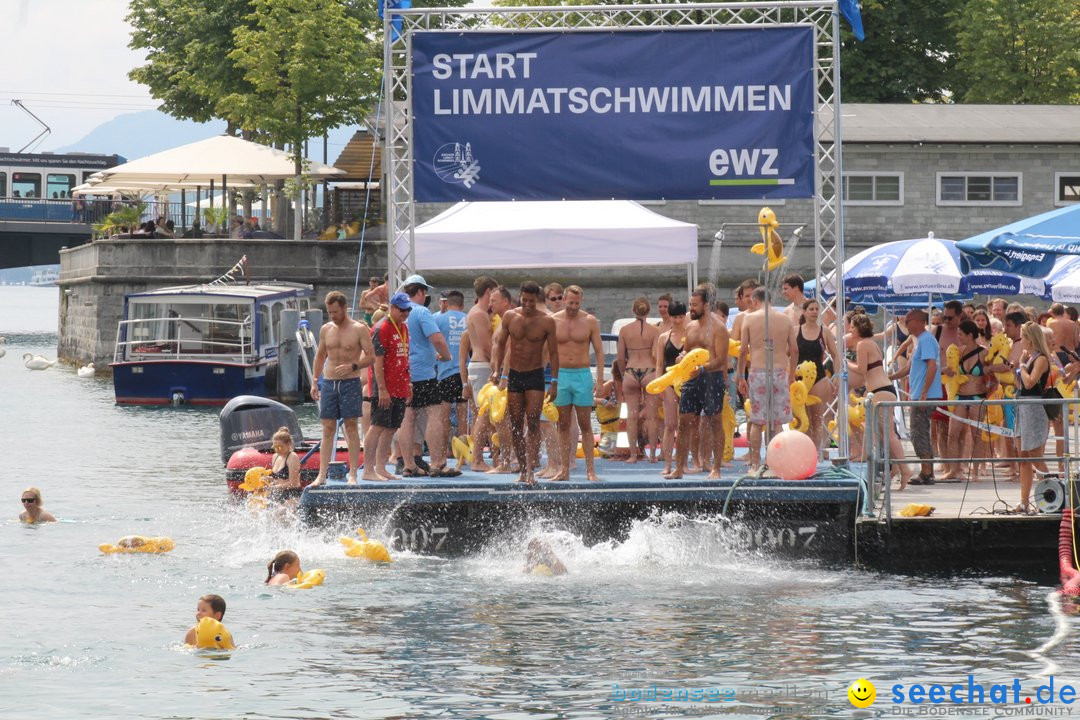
[
  {"xmin": 954, "ymin": 0, "xmax": 1080, "ymax": 103},
  {"xmin": 127, "ymin": 0, "xmax": 255, "ymax": 127},
  {"xmin": 840, "ymin": 0, "xmax": 966, "ymax": 102},
  {"xmin": 222, "ymin": 0, "xmax": 381, "ymax": 238}
]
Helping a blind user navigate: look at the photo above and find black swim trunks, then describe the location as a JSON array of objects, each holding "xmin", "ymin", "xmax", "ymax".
[{"xmin": 507, "ymin": 367, "xmax": 545, "ymax": 393}]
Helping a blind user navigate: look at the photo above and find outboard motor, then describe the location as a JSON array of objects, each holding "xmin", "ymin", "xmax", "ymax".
[{"xmin": 219, "ymin": 395, "xmax": 303, "ymax": 465}]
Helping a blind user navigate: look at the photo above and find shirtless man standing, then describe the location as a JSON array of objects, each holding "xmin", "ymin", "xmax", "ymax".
[
  {"xmin": 781, "ymin": 274, "xmax": 809, "ymax": 324},
  {"xmin": 491, "ymin": 281, "xmax": 559, "ymax": 484},
  {"xmin": 737, "ymin": 287, "xmax": 796, "ymax": 472},
  {"xmin": 309, "ymin": 290, "xmax": 376, "ymax": 485},
  {"xmin": 552, "ymin": 285, "xmax": 605, "ymax": 481},
  {"xmin": 666, "ymin": 288, "xmax": 729, "ymax": 480},
  {"xmin": 458, "ymin": 276, "xmax": 500, "ymax": 471},
  {"xmin": 1049, "ymin": 303, "xmax": 1080, "ymax": 354}
]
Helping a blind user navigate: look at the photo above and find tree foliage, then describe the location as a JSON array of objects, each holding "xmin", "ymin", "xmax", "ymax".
[
  {"xmin": 127, "ymin": 0, "xmax": 255, "ymax": 125},
  {"xmin": 954, "ymin": 0, "xmax": 1080, "ymax": 103},
  {"xmin": 839, "ymin": 0, "xmax": 966, "ymax": 103}
]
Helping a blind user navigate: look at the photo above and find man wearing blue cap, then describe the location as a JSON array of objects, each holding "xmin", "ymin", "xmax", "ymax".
[{"xmin": 397, "ymin": 274, "xmax": 452, "ymax": 476}]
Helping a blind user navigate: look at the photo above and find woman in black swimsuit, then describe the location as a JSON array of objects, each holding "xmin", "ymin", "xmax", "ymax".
[
  {"xmin": 618, "ymin": 297, "xmax": 661, "ymax": 463},
  {"xmin": 654, "ymin": 301, "xmax": 687, "ymax": 475},
  {"xmin": 943, "ymin": 320, "xmax": 989, "ymax": 482},
  {"xmin": 268, "ymin": 427, "xmax": 302, "ymax": 501},
  {"xmin": 848, "ymin": 314, "xmax": 912, "ymax": 489},
  {"xmin": 792, "ymin": 299, "xmax": 839, "ymax": 455}
]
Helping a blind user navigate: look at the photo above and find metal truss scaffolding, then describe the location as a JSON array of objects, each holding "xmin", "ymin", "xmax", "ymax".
[{"xmin": 384, "ymin": 1, "xmax": 849, "ymax": 455}]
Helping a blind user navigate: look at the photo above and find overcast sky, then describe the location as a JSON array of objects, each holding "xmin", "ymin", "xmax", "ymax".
[{"xmin": 0, "ymin": 0, "xmax": 155, "ymax": 152}]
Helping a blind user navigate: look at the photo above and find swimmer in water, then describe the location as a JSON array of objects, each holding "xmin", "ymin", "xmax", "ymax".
[
  {"xmin": 265, "ymin": 550, "xmax": 301, "ymax": 586},
  {"xmin": 523, "ymin": 538, "xmax": 567, "ymax": 576},
  {"xmin": 184, "ymin": 594, "xmax": 227, "ymax": 645},
  {"xmin": 19, "ymin": 487, "xmax": 56, "ymax": 523}
]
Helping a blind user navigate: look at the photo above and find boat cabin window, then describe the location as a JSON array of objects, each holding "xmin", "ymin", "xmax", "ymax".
[
  {"xmin": 128, "ymin": 300, "xmax": 251, "ymax": 355},
  {"xmin": 47, "ymin": 174, "xmax": 76, "ymax": 199},
  {"xmin": 271, "ymin": 301, "xmax": 284, "ymax": 342},
  {"xmin": 12, "ymin": 172, "xmax": 41, "ymax": 199},
  {"xmin": 259, "ymin": 305, "xmax": 272, "ymax": 347}
]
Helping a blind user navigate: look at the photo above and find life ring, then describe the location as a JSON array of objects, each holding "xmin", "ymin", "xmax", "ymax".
[
  {"xmin": 285, "ymin": 568, "xmax": 326, "ymax": 589},
  {"xmin": 193, "ymin": 616, "xmax": 235, "ymax": 650},
  {"xmin": 340, "ymin": 527, "xmax": 393, "ymax": 563},
  {"xmin": 99, "ymin": 536, "xmax": 175, "ymax": 554}
]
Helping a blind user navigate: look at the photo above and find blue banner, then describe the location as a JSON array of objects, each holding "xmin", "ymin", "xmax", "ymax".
[{"xmin": 411, "ymin": 28, "xmax": 816, "ymax": 202}]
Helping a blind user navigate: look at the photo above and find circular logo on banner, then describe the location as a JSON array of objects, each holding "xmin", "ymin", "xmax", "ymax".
[{"xmin": 432, "ymin": 142, "xmax": 482, "ymax": 189}]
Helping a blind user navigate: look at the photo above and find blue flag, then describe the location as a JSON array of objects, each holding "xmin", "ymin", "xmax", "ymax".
[
  {"xmin": 839, "ymin": 0, "xmax": 865, "ymax": 41},
  {"xmin": 378, "ymin": 0, "xmax": 411, "ymax": 41}
]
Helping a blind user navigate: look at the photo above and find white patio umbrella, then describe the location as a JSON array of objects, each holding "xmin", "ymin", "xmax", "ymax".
[{"xmin": 92, "ymin": 135, "xmax": 344, "ymax": 239}]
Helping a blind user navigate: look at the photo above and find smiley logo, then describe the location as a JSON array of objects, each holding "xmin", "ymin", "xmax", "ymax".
[{"xmin": 848, "ymin": 678, "xmax": 876, "ymax": 708}]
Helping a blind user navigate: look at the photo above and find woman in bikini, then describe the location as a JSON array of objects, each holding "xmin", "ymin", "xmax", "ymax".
[
  {"xmin": 793, "ymin": 299, "xmax": 839, "ymax": 455},
  {"xmin": 268, "ymin": 426, "xmax": 303, "ymax": 501},
  {"xmin": 618, "ymin": 297, "xmax": 661, "ymax": 463},
  {"xmin": 842, "ymin": 310, "xmax": 867, "ymax": 461},
  {"xmin": 942, "ymin": 320, "xmax": 990, "ymax": 482},
  {"xmin": 654, "ymin": 300, "xmax": 688, "ymax": 474},
  {"xmin": 848, "ymin": 314, "xmax": 912, "ymax": 490}
]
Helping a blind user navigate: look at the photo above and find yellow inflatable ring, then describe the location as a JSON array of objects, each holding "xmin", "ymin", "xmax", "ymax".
[
  {"xmin": 340, "ymin": 527, "xmax": 393, "ymax": 563},
  {"xmin": 193, "ymin": 616, "xmax": 235, "ymax": 650},
  {"xmin": 99, "ymin": 535, "xmax": 175, "ymax": 554},
  {"xmin": 285, "ymin": 568, "xmax": 326, "ymax": 589}
]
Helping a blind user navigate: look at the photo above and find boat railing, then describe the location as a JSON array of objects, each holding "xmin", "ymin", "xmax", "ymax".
[
  {"xmin": 861, "ymin": 395, "xmax": 1080, "ymax": 526},
  {"xmin": 114, "ymin": 316, "xmax": 255, "ymax": 363}
]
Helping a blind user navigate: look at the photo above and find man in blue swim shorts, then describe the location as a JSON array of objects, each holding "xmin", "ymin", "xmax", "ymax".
[
  {"xmin": 552, "ymin": 285, "xmax": 606, "ymax": 482},
  {"xmin": 309, "ymin": 291, "xmax": 376, "ymax": 486}
]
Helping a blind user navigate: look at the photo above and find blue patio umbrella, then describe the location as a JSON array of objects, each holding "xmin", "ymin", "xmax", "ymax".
[
  {"xmin": 812, "ymin": 235, "xmax": 1042, "ymax": 299},
  {"xmin": 956, "ymin": 204, "xmax": 1080, "ymax": 278}
]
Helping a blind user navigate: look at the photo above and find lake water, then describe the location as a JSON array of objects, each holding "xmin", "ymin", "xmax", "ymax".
[{"xmin": 3, "ymin": 285, "xmax": 1079, "ymax": 718}]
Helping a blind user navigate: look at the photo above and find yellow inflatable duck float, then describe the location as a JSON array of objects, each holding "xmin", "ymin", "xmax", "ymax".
[
  {"xmin": 285, "ymin": 568, "xmax": 326, "ymax": 589},
  {"xmin": 99, "ymin": 535, "xmax": 175, "ymax": 554},
  {"xmin": 340, "ymin": 527, "xmax": 393, "ymax": 563},
  {"xmin": 193, "ymin": 616, "xmax": 235, "ymax": 650},
  {"xmin": 489, "ymin": 387, "xmax": 508, "ymax": 423},
  {"xmin": 827, "ymin": 392, "xmax": 865, "ymax": 441},
  {"xmin": 476, "ymin": 382, "xmax": 497, "ymax": 417},
  {"xmin": 1057, "ymin": 376, "xmax": 1079, "ymax": 424},
  {"xmin": 452, "ymin": 435, "xmax": 474, "ymax": 465},
  {"xmin": 239, "ymin": 466, "xmax": 270, "ymax": 511},
  {"xmin": 942, "ymin": 344, "xmax": 968, "ymax": 408},
  {"xmin": 542, "ymin": 397, "xmax": 559, "ymax": 421},
  {"xmin": 646, "ymin": 348, "xmax": 710, "ymax": 395},
  {"xmin": 789, "ymin": 360, "xmax": 821, "ymax": 433},
  {"xmin": 728, "ymin": 338, "xmax": 741, "ymax": 360},
  {"xmin": 721, "ymin": 402, "xmax": 736, "ymax": 462},
  {"xmin": 751, "ymin": 207, "xmax": 786, "ymax": 271},
  {"xmin": 986, "ymin": 333, "xmax": 1014, "ymax": 395}
]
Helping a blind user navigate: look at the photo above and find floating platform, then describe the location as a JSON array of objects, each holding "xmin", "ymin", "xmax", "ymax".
[{"xmin": 298, "ymin": 459, "xmax": 866, "ymax": 559}]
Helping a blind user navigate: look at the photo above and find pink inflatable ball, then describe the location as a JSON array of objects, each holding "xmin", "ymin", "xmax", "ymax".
[{"xmin": 765, "ymin": 430, "xmax": 818, "ymax": 480}]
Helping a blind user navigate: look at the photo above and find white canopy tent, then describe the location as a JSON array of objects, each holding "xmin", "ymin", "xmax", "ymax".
[{"xmin": 409, "ymin": 201, "xmax": 699, "ymax": 294}]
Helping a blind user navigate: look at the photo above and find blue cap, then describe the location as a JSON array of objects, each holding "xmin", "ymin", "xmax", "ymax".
[{"xmin": 389, "ymin": 291, "xmax": 412, "ymax": 310}]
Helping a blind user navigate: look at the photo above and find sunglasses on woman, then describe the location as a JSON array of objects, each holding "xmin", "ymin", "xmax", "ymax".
[{"xmin": 21, "ymin": 498, "xmax": 37, "ymax": 504}]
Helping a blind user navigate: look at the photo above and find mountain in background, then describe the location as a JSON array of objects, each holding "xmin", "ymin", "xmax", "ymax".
[{"xmin": 52, "ymin": 110, "xmax": 360, "ymax": 164}]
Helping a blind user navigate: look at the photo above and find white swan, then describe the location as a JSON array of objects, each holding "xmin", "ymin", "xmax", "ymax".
[
  {"xmin": 0, "ymin": 337, "xmax": 5, "ymax": 359},
  {"xmin": 23, "ymin": 353, "xmax": 56, "ymax": 370},
  {"xmin": 77, "ymin": 363, "xmax": 96, "ymax": 378}
]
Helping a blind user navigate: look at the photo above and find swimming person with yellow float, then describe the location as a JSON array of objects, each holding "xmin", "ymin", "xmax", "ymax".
[
  {"xmin": 266, "ymin": 550, "xmax": 302, "ymax": 585},
  {"xmin": 185, "ymin": 594, "xmax": 235, "ymax": 650},
  {"xmin": 19, "ymin": 486, "xmax": 56, "ymax": 523},
  {"xmin": 524, "ymin": 538, "xmax": 567, "ymax": 576}
]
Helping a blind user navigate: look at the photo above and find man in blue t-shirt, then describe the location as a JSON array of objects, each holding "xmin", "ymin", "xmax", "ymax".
[
  {"xmin": 397, "ymin": 274, "xmax": 450, "ymax": 477},
  {"xmin": 888, "ymin": 308, "xmax": 941, "ymax": 485},
  {"xmin": 430, "ymin": 290, "xmax": 468, "ymax": 474}
]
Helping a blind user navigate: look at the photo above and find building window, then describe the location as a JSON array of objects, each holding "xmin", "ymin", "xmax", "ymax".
[
  {"xmin": 937, "ymin": 173, "xmax": 1022, "ymax": 206},
  {"xmin": 1056, "ymin": 173, "xmax": 1080, "ymax": 206},
  {"xmin": 842, "ymin": 173, "xmax": 903, "ymax": 205}
]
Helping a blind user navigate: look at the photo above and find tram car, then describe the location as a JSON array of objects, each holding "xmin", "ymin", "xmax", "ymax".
[{"xmin": 0, "ymin": 151, "xmax": 125, "ymax": 221}]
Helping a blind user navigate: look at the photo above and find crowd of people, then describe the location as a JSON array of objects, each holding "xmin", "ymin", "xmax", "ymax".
[{"xmin": 300, "ymin": 273, "xmax": 1068, "ymax": 508}]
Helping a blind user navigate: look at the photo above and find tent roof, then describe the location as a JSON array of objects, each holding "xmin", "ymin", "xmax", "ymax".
[
  {"xmin": 95, "ymin": 135, "xmax": 345, "ymax": 185},
  {"xmin": 411, "ymin": 201, "xmax": 698, "ymax": 270}
]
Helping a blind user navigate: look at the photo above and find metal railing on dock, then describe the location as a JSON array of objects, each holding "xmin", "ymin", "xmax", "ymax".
[{"xmin": 860, "ymin": 395, "xmax": 1080, "ymax": 525}]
